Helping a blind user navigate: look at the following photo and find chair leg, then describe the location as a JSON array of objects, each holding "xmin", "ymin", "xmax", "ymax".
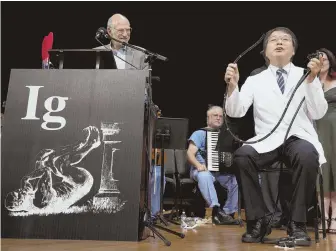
[
  {"xmin": 168, "ymin": 184, "xmax": 178, "ymax": 221},
  {"xmin": 318, "ymin": 170, "xmax": 327, "ymax": 239},
  {"xmin": 238, "ymin": 189, "xmax": 244, "ymax": 227},
  {"xmin": 173, "ymin": 181, "xmax": 181, "ymax": 220},
  {"xmin": 315, "ymin": 187, "xmax": 320, "ymax": 243},
  {"xmin": 176, "ymin": 178, "xmax": 183, "ymax": 218}
]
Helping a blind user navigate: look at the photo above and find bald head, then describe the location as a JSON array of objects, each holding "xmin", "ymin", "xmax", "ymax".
[
  {"xmin": 107, "ymin": 13, "xmax": 132, "ymax": 49},
  {"xmin": 107, "ymin": 14, "xmax": 130, "ymax": 29}
]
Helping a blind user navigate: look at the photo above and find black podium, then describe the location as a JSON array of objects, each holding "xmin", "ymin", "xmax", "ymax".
[
  {"xmin": 1, "ymin": 50, "xmax": 153, "ymax": 242},
  {"xmin": 48, "ymin": 49, "xmax": 117, "ymax": 69}
]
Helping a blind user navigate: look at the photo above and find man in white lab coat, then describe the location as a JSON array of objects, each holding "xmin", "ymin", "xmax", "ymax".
[{"xmin": 224, "ymin": 27, "xmax": 327, "ymax": 244}]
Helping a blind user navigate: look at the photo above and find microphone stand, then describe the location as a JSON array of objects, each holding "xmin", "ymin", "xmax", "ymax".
[
  {"xmin": 105, "ymin": 36, "xmax": 184, "ymax": 245},
  {"xmin": 108, "ymin": 37, "xmax": 167, "ymax": 109},
  {"xmin": 109, "ymin": 37, "xmax": 168, "ymax": 63},
  {"xmin": 94, "ymin": 37, "xmax": 140, "ymax": 70}
]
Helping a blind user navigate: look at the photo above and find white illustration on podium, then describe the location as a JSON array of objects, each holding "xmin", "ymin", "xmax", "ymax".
[{"xmin": 4, "ymin": 122, "xmax": 126, "ymax": 216}]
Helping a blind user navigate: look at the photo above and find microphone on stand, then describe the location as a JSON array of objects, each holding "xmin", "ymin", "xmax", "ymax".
[
  {"xmin": 95, "ymin": 27, "xmax": 110, "ymax": 39},
  {"xmin": 95, "ymin": 27, "xmax": 168, "ymax": 62},
  {"xmin": 94, "ymin": 27, "xmax": 140, "ymax": 69},
  {"xmin": 94, "ymin": 27, "xmax": 164, "ymax": 82}
]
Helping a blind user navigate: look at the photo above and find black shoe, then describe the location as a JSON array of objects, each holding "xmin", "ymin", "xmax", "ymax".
[
  {"xmin": 212, "ymin": 206, "xmax": 239, "ymax": 225},
  {"xmin": 242, "ymin": 217, "xmax": 272, "ymax": 243},
  {"xmin": 212, "ymin": 214, "xmax": 224, "ymax": 225},
  {"xmin": 212, "ymin": 206, "xmax": 226, "ymax": 225},
  {"xmin": 212, "ymin": 206, "xmax": 221, "ymax": 225},
  {"xmin": 217, "ymin": 209, "xmax": 240, "ymax": 225},
  {"xmin": 271, "ymin": 219, "xmax": 283, "ymax": 229},
  {"xmin": 287, "ymin": 221, "xmax": 311, "ymax": 245}
]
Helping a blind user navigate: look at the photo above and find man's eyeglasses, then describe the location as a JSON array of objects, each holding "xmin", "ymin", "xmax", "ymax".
[
  {"xmin": 211, "ymin": 114, "xmax": 223, "ymax": 118},
  {"xmin": 114, "ymin": 27, "xmax": 132, "ymax": 35},
  {"xmin": 268, "ymin": 36, "xmax": 292, "ymax": 43}
]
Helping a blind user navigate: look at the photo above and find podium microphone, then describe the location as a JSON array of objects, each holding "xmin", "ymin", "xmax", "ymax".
[
  {"xmin": 95, "ymin": 26, "xmax": 168, "ymax": 62},
  {"xmin": 94, "ymin": 27, "xmax": 140, "ymax": 70},
  {"xmin": 95, "ymin": 27, "xmax": 110, "ymax": 39}
]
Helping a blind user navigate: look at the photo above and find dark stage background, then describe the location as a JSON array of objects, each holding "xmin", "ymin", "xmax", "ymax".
[{"xmin": 1, "ymin": 1, "xmax": 335, "ymax": 139}]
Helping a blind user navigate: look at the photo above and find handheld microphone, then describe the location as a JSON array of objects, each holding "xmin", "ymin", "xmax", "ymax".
[{"xmin": 307, "ymin": 51, "xmax": 323, "ymax": 60}]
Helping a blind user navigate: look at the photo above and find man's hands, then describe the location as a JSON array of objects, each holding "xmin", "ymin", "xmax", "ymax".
[
  {"xmin": 306, "ymin": 56, "xmax": 323, "ymax": 83},
  {"xmin": 224, "ymin": 63, "xmax": 240, "ymax": 96},
  {"xmin": 224, "ymin": 63, "xmax": 240, "ymax": 87},
  {"xmin": 187, "ymin": 142, "xmax": 208, "ymax": 172},
  {"xmin": 197, "ymin": 164, "xmax": 207, "ymax": 172}
]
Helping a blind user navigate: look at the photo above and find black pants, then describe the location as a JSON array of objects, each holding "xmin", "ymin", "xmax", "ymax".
[
  {"xmin": 260, "ymin": 171, "xmax": 282, "ymax": 222},
  {"xmin": 234, "ymin": 136, "xmax": 319, "ymax": 222}
]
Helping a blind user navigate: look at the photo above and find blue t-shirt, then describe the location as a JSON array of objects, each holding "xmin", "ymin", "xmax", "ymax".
[{"xmin": 188, "ymin": 130, "xmax": 207, "ymax": 168}]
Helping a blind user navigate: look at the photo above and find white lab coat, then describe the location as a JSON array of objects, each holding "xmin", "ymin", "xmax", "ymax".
[{"xmin": 225, "ymin": 63, "xmax": 328, "ymax": 165}]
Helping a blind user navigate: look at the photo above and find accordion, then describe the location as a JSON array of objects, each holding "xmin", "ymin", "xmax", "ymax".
[{"xmin": 205, "ymin": 129, "xmax": 234, "ymax": 172}]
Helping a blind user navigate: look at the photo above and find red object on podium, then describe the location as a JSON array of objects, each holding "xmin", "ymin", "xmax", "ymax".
[{"xmin": 41, "ymin": 32, "xmax": 54, "ymax": 68}]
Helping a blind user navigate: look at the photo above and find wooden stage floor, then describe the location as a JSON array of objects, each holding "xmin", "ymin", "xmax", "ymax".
[{"xmin": 2, "ymin": 224, "xmax": 336, "ymax": 251}]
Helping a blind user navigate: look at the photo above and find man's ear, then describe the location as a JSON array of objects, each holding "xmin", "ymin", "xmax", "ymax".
[{"xmin": 107, "ymin": 27, "xmax": 112, "ymax": 36}]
